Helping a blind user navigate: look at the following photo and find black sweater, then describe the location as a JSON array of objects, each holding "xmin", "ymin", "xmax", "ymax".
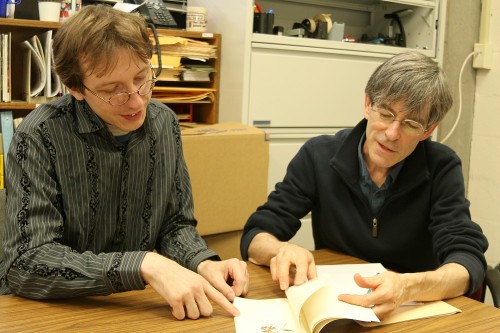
[{"xmin": 241, "ymin": 119, "xmax": 488, "ymax": 295}]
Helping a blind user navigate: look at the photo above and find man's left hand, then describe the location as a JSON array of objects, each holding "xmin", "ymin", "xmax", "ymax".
[{"xmin": 338, "ymin": 271, "xmax": 406, "ymax": 320}]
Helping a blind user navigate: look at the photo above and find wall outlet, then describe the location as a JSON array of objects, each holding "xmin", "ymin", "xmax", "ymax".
[{"xmin": 473, "ymin": 43, "xmax": 493, "ymax": 69}]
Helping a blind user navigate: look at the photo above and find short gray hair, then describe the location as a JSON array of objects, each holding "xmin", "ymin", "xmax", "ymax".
[{"xmin": 365, "ymin": 51, "xmax": 453, "ymax": 126}]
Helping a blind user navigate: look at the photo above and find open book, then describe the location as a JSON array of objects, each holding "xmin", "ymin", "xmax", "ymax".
[{"xmin": 234, "ymin": 264, "xmax": 461, "ymax": 333}]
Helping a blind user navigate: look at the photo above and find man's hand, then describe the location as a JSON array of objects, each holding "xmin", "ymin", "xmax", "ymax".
[
  {"xmin": 270, "ymin": 243, "xmax": 317, "ymax": 290},
  {"xmin": 197, "ymin": 259, "xmax": 249, "ymax": 301},
  {"xmin": 338, "ymin": 271, "xmax": 405, "ymax": 320},
  {"xmin": 337, "ymin": 263, "xmax": 470, "ymax": 320},
  {"xmin": 140, "ymin": 252, "xmax": 243, "ymax": 320}
]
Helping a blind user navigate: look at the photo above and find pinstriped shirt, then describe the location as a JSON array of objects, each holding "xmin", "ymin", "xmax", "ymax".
[{"xmin": 0, "ymin": 95, "xmax": 218, "ymax": 298}]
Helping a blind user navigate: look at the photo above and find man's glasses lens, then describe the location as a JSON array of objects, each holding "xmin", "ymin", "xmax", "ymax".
[
  {"xmin": 108, "ymin": 80, "xmax": 156, "ymax": 106},
  {"xmin": 372, "ymin": 106, "xmax": 425, "ymax": 136}
]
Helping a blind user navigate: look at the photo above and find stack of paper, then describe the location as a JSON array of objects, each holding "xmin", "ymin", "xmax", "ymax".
[
  {"xmin": 150, "ymin": 35, "xmax": 216, "ymax": 83},
  {"xmin": 152, "ymin": 86, "xmax": 215, "ymax": 103},
  {"xmin": 152, "ymin": 35, "xmax": 217, "ymax": 59}
]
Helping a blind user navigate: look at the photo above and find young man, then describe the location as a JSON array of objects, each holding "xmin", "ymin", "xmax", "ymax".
[
  {"xmin": 0, "ymin": 5, "xmax": 248, "ymax": 320},
  {"xmin": 241, "ymin": 51, "xmax": 488, "ymax": 319}
]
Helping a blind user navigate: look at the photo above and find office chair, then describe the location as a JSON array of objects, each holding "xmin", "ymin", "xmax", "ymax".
[{"xmin": 485, "ymin": 264, "xmax": 500, "ymax": 308}]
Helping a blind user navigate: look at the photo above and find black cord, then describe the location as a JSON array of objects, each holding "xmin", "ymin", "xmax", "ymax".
[
  {"xmin": 384, "ymin": 10, "xmax": 408, "ymax": 47},
  {"xmin": 148, "ymin": 23, "xmax": 162, "ymax": 78}
]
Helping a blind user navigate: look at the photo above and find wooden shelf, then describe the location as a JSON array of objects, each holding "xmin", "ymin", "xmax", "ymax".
[
  {"xmin": 0, "ymin": 20, "xmax": 220, "ymax": 124},
  {"xmin": 0, "ymin": 18, "xmax": 62, "ymax": 29}
]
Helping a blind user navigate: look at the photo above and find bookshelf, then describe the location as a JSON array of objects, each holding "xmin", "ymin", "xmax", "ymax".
[
  {"xmin": 0, "ymin": 19, "xmax": 221, "ymax": 124},
  {"xmin": 0, "ymin": 19, "xmax": 60, "ymax": 116}
]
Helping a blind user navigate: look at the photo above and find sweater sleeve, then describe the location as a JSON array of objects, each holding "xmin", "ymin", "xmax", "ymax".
[
  {"xmin": 428, "ymin": 149, "xmax": 488, "ymax": 295},
  {"xmin": 241, "ymin": 138, "xmax": 318, "ymax": 260}
]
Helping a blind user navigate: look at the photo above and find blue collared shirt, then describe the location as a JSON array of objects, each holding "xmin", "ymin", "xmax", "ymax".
[{"xmin": 358, "ymin": 132, "xmax": 404, "ymax": 215}]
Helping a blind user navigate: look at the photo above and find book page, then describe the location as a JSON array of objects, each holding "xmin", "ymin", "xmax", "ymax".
[
  {"xmin": 357, "ymin": 300, "xmax": 461, "ymax": 327},
  {"xmin": 317, "ymin": 264, "xmax": 461, "ymax": 327},
  {"xmin": 233, "ymin": 297, "xmax": 301, "ymax": 333},
  {"xmin": 281, "ymin": 265, "xmax": 385, "ymax": 333}
]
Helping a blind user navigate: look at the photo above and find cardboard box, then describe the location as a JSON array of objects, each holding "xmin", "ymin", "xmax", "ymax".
[
  {"xmin": 182, "ymin": 122, "xmax": 269, "ymax": 238},
  {"xmin": 204, "ymin": 230, "xmax": 243, "ymax": 260}
]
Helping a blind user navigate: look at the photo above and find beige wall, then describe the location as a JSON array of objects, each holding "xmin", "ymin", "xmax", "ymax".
[
  {"xmin": 467, "ymin": 0, "xmax": 500, "ymax": 267},
  {"xmin": 439, "ymin": 0, "xmax": 481, "ymax": 188},
  {"xmin": 441, "ymin": 0, "xmax": 499, "ymax": 276}
]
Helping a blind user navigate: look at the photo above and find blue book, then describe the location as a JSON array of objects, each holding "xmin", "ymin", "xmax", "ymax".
[{"xmin": 0, "ymin": 110, "xmax": 13, "ymax": 163}]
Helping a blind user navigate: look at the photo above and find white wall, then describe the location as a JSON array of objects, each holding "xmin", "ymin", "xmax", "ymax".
[{"xmin": 468, "ymin": 1, "xmax": 500, "ymax": 268}]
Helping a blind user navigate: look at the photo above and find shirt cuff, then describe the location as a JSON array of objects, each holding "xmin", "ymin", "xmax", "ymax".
[
  {"xmin": 443, "ymin": 252, "xmax": 486, "ymax": 296},
  {"xmin": 104, "ymin": 251, "xmax": 148, "ymax": 293},
  {"xmin": 186, "ymin": 248, "xmax": 220, "ymax": 272},
  {"xmin": 240, "ymin": 228, "xmax": 266, "ymax": 261}
]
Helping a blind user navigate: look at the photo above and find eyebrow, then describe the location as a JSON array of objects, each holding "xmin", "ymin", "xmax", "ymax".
[{"xmin": 380, "ymin": 103, "xmax": 426, "ymax": 124}]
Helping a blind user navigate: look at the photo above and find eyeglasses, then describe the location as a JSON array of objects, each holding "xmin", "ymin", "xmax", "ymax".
[
  {"xmin": 370, "ymin": 105, "xmax": 427, "ymax": 137},
  {"xmin": 83, "ymin": 67, "xmax": 157, "ymax": 106}
]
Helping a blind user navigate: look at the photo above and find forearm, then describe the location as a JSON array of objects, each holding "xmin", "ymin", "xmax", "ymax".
[
  {"xmin": 247, "ymin": 232, "xmax": 288, "ymax": 266},
  {"xmin": 5, "ymin": 247, "xmax": 147, "ymax": 299},
  {"xmin": 402, "ymin": 263, "xmax": 470, "ymax": 302}
]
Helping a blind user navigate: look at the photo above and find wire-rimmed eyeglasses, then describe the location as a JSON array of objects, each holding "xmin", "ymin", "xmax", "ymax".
[
  {"xmin": 83, "ymin": 66, "xmax": 157, "ymax": 106},
  {"xmin": 371, "ymin": 105, "xmax": 428, "ymax": 136}
]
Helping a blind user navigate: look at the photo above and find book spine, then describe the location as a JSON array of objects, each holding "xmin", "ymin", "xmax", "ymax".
[
  {"xmin": 0, "ymin": 111, "xmax": 14, "ymax": 165},
  {"xmin": 0, "ymin": 133, "xmax": 3, "ymax": 189}
]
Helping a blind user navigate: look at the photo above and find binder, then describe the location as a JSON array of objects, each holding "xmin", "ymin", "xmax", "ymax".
[{"xmin": 0, "ymin": 110, "xmax": 14, "ymax": 164}]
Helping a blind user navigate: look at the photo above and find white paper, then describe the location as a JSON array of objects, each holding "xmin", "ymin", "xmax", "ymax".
[
  {"xmin": 233, "ymin": 297, "xmax": 300, "ymax": 333},
  {"xmin": 20, "ymin": 36, "xmax": 46, "ymax": 97},
  {"xmin": 234, "ymin": 264, "xmax": 385, "ymax": 333},
  {"xmin": 113, "ymin": 2, "xmax": 143, "ymax": 13}
]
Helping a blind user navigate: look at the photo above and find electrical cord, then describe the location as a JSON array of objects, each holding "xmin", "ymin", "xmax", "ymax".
[
  {"xmin": 148, "ymin": 23, "xmax": 162, "ymax": 78},
  {"xmin": 440, "ymin": 51, "xmax": 477, "ymax": 144}
]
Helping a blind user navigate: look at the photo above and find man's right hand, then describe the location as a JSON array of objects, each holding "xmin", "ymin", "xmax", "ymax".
[
  {"xmin": 140, "ymin": 252, "xmax": 239, "ymax": 320},
  {"xmin": 248, "ymin": 233, "xmax": 317, "ymax": 290}
]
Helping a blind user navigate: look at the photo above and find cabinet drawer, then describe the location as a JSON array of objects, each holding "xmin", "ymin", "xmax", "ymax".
[{"xmin": 248, "ymin": 45, "xmax": 385, "ymax": 128}]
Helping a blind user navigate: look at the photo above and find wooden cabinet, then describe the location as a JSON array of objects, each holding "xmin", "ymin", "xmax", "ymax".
[{"xmin": 0, "ymin": 19, "xmax": 220, "ymax": 123}]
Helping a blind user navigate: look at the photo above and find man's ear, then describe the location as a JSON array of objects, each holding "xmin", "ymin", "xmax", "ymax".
[
  {"xmin": 67, "ymin": 86, "xmax": 85, "ymax": 101},
  {"xmin": 420, "ymin": 122, "xmax": 440, "ymax": 141},
  {"xmin": 363, "ymin": 94, "xmax": 371, "ymax": 119}
]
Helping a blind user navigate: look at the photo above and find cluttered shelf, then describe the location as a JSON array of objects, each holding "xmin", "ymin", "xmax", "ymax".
[
  {"xmin": 253, "ymin": 0, "xmax": 440, "ymax": 58},
  {"xmin": 0, "ymin": 20, "xmax": 221, "ymax": 124}
]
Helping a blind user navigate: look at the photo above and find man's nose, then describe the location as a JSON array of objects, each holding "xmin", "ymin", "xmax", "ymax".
[{"xmin": 385, "ymin": 120, "xmax": 402, "ymax": 140}]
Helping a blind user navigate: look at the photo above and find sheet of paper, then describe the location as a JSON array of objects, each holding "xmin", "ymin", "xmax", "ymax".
[
  {"xmin": 113, "ymin": 2, "xmax": 142, "ymax": 13},
  {"xmin": 316, "ymin": 263, "xmax": 386, "ymax": 294},
  {"xmin": 233, "ymin": 297, "xmax": 301, "ymax": 333}
]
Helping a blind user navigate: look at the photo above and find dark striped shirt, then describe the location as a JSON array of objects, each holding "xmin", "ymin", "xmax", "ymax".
[{"xmin": 0, "ymin": 95, "xmax": 217, "ymax": 298}]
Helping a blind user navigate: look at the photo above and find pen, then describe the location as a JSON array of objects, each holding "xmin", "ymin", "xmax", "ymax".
[
  {"xmin": 365, "ymin": 272, "xmax": 380, "ymax": 294},
  {"xmin": 255, "ymin": 2, "xmax": 262, "ymax": 13}
]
